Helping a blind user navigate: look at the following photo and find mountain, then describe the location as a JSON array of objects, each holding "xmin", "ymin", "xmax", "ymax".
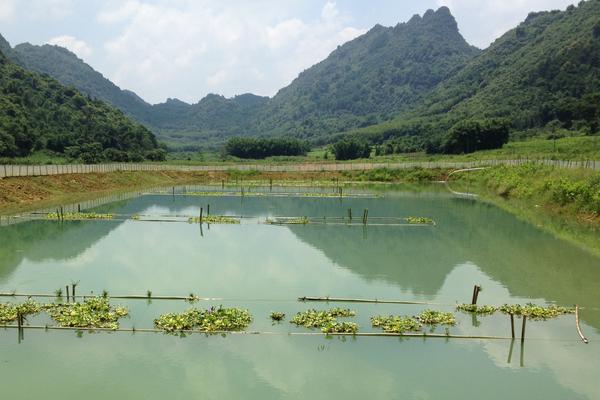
[
  {"xmin": 356, "ymin": 0, "xmax": 600, "ymax": 152},
  {"xmin": 149, "ymin": 93, "xmax": 269, "ymax": 149},
  {"xmin": 255, "ymin": 7, "xmax": 480, "ymax": 142},
  {"xmin": 7, "ymin": 39, "xmax": 269, "ymax": 149},
  {"xmin": 1, "ymin": 7, "xmax": 478, "ymax": 149},
  {"xmin": 10, "ymin": 42, "xmax": 153, "ymax": 122},
  {"xmin": 0, "ymin": 47, "xmax": 161, "ymax": 161}
]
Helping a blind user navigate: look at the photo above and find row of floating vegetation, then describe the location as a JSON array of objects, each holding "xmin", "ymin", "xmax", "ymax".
[
  {"xmin": 187, "ymin": 216, "xmax": 241, "ymax": 224},
  {"xmin": 265, "ymin": 216, "xmax": 435, "ymax": 226},
  {"xmin": 0, "ymin": 297, "xmax": 129, "ymax": 329},
  {"xmin": 46, "ymin": 212, "xmax": 114, "ymax": 221},
  {"xmin": 0, "ymin": 297, "xmax": 579, "ymax": 338},
  {"xmin": 169, "ymin": 191, "xmax": 378, "ymax": 199},
  {"xmin": 456, "ymin": 303, "xmax": 575, "ymax": 320}
]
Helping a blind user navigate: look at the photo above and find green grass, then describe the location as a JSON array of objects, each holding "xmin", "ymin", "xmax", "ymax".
[{"xmin": 454, "ymin": 163, "xmax": 600, "ymax": 254}]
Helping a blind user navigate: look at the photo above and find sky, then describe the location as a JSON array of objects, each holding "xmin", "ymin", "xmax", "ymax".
[{"xmin": 0, "ymin": 0, "xmax": 578, "ymax": 104}]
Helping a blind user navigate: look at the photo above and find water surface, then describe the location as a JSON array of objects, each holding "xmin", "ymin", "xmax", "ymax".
[{"xmin": 1, "ymin": 187, "xmax": 599, "ymax": 399}]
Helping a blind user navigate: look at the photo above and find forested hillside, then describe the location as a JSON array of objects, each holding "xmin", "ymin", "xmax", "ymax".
[
  {"xmin": 0, "ymin": 49, "xmax": 162, "ymax": 161},
  {"xmin": 255, "ymin": 7, "xmax": 480, "ymax": 141},
  {"xmin": 10, "ymin": 42, "xmax": 153, "ymax": 122},
  {"xmin": 356, "ymin": 0, "xmax": 600, "ymax": 153}
]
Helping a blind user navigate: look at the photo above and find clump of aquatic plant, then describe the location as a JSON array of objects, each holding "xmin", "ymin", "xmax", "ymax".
[
  {"xmin": 187, "ymin": 293, "xmax": 199, "ymax": 303},
  {"xmin": 266, "ymin": 217, "xmax": 309, "ymax": 225},
  {"xmin": 270, "ymin": 312, "xmax": 285, "ymax": 322},
  {"xmin": 456, "ymin": 304, "xmax": 498, "ymax": 315},
  {"xmin": 131, "ymin": 214, "xmax": 141, "ymax": 221},
  {"xmin": 46, "ymin": 212, "xmax": 113, "ymax": 221},
  {"xmin": 188, "ymin": 215, "xmax": 240, "ymax": 224},
  {"xmin": 102, "ymin": 290, "xmax": 109, "ymax": 299},
  {"xmin": 417, "ymin": 310, "xmax": 456, "ymax": 326},
  {"xmin": 0, "ymin": 299, "xmax": 44, "ymax": 324},
  {"xmin": 290, "ymin": 308, "xmax": 356, "ymax": 329},
  {"xmin": 405, "ymin": 216, "xmax": 435, "ymax": 225},
  {"xmin": 499, "ymin": 303, "xmax": 574, "ymax": 320},
  {"xmin": 55, "ymin": 288, "xmax": 63, "ymax": 298},
  {"xmin": 44, "ymin": 297, "xmax": 129, "ymax": 330},
  {"xmin": 154, "ymin": 306, "xmax": 252, "ymax": 333},
  {"xmin": 146, "ymin": 290, "xmax": 152, "ymax": 298},
  {"xmin": 321, "ymin": 321, "xmax": 359, "ymax": 334},
  {"xmin": 371, "ymin": 315, "xmax": 422, "ymax": 333}
]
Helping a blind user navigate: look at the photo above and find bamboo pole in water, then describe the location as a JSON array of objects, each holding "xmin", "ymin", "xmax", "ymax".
[
  {"xmin": 575, "ymin": 305, "xmax": 589, "ymax": 344},
  {"xmin": 0, "ymin": 324, "xmax": 514, "ymax": 340},
  {"xmin": 298, "ymin": 296, "xmax": 439, "ymax": 305}
]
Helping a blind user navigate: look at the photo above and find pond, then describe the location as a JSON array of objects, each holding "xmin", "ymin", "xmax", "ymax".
[{"xmin": 0, "ymin": 185, "xmax": 599, "ymax": 399}]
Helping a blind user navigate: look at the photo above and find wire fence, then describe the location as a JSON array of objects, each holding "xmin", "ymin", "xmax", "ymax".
[{"xmin": 0, "ymin": 158, "xmax": 598, "ymax": 178}]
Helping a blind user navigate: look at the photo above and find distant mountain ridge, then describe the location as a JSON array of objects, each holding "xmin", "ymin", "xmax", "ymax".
[
  {"xmin": 2, "ymin": 2, "xmax": 597, "ymax": 152},
  {"xmin": 255, "ymin": 7, "xmax": 480, "ymax": 142},
  {"xmin": 0, "ymin": 7, "xmax": 480, "ymax": 149},
  {"xmin": 351, "ymin": 0, "xmax": 600, "ymax": 152}
]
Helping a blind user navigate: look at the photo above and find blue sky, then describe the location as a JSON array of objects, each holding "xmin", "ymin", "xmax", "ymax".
[{"xmin": 0, "ymin": 0, "xmax": 577, "ymax": 104}]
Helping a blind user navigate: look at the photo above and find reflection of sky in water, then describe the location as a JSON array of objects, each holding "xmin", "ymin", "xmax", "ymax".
[{"xmin": 0, "ymin": 191, "xmax": 599, "ymax": 399}]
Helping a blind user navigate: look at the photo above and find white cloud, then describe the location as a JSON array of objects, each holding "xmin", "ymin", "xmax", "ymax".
[
  {"xmin": 97, "ymin": 1, "xmax": 365, "ymax": 103},
  {"xmin": 0, "ymin": 0, "xmax": 17, "ymax": 22},
  {"xmin": 437, "ymin": 0, "xmax": 577, "ymax": 48},
  {"xmin": 48, "ymin": 35, "xmax": 93, "ymax": 59}
]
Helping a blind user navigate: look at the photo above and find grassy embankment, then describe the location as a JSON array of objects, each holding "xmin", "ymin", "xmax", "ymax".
[{"xmin": 452, "ymin": 164, "xmax": 600, "ymax": 254}]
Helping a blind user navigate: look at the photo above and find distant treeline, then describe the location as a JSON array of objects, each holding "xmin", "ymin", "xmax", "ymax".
[{"xmin": 225, "ymin": 137, "xmax": 310, "ymax": 159}]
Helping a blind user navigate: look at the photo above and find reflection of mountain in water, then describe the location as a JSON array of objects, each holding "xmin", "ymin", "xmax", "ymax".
[
  {"xmin": 1, "ymin": 190, "xmax": 599, "ymax": 330},
  {"xmin": 286, "ymin": 198, "xmax": 600, "ymax": 330}
]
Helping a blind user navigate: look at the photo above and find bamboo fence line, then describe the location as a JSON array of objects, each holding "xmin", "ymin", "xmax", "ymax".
[{"xmin": 1, "ymin": 158, "xmax": 598, "ymax": 179}]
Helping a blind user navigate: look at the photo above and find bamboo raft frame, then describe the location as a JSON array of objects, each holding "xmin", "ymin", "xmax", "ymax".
[{"xmin": 0, "ymin": 324, "xmax": 539, "ymax": 341}]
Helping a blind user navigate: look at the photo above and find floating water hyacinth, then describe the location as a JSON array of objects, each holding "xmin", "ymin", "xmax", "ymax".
[
  {"xmin": 320, "ymin": 321, "xmax": 359, "ymax": 334},
  {"xmin": 270, "ymin": 312, "xmax": 286, "ymax": 322},
  {"xmin": 499, "ymin": 303, "xmax": 574, "ymax": 320},
  {"xmin": 154, "ymin": 306, "xmax": 252, "ymax": 333},
  {"xmin": 187, "ymin": 216, "xmax": 240, "ymax": 224},
  {"xmin": 456, "ymin": 304, "xmax": 498, "ymax": 315},
  {"xmin": 0, "ymin": 299, "xmax": 44, "ymax": 324},
  {"xmin": 44, "ymin": 297, "xmax": 129, "ymax": 330},
  {"xmin": 266, "ymin": 217, "xmax": 310, "ymax": 225},
  {"xmin": 371, "ymin": 315, "xmax": 422, "ymax": 333},
  {"xmin": 46, "ymin": 212, "xmax": 114, "ymax": 220},
  {"xmin": 290, "ymin": 308, "xmax": 356, "ymax": 331},
  {"xmin": 405, "ymin": 216, "xmax": 435, "ymax": 225},
  {"xmin": 417, "ymin": 310, "xmax": 456, "ymax": 326}
]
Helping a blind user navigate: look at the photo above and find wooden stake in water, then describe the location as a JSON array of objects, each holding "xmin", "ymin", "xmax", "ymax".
[
  {"xmin": 207, "ymin": 204, "xmax": 210, "ymax": 216},
  {"xmin": 521, "ymin": 315, "xmax": 527, "ymax": 342},
  {"xmin": 471, "ymin": 285, "xmax": 481, "ymax": 305},
  {"xmin": 221, "ymin": 179, "xmax": 225, "ymax": 189},
  {"xmin": 66, "ymin": 285, "xmax": 70, "ymax": 302},
  {"xmin": 200, "ymin": 207, "xmax": 203, "ymax": 224},
  {"xmin": 348, "ymin": 209, "xmax": 352, "ymax": 222},
  {"xmin": 510, "ymin": 314, "xmax": 515, "ymax": 339}
]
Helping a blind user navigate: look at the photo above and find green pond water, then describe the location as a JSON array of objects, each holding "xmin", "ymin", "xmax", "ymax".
[{"xmin": 1, "ymin": 186, "xmax": 599, "ymax": 399}]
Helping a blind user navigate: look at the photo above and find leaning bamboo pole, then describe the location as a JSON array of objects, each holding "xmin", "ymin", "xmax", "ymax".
[{"xmin": 575, "ymin": 305, "xmax": 589, "ymax": 344}]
